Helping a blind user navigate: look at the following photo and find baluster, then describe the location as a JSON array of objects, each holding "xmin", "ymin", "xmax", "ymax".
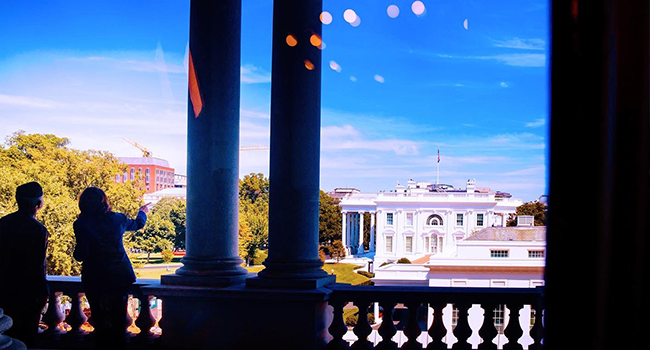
[
  {"xmin": 135, "ymin": 294, "xmax": 156, "ymax": 344},
  {"xmin": 451, "ymin": 302, "xmax": 472, "ymax": 350},
  {"xmin": 42, "ymin": 291, "xmax": 65, "ymax": 340},
  {"xmin": 64, "ymin": 292, "xmax": 88, "ymax": 341},
  {"xmin": 402, "ymin": 301, "xmax": 423, "ymax": 350},
  {"xmin": 375, "ymin": 302, "xmax": 397, "ymax": 350},
  {"xmin": 528, "ymin": 304, "xmax": 544, "ymax": 350},
  {"xmin": 325, "ymin": 299, "xmax": 349, "ymax": 350},
  {"xmin": 426, "ymin": 302, "xmax": 447, "ymax": 350},
  {"xmin": 351, "ymin": 300, "xmax": 373, "ymax": 350},
  {"xmin": 477, "ymin": 302, "xmax": 498, "ymax": 350},
  {"xmin": 125, "ymin": 294, "xmax": 135, "ymax": 340},
  {"xmin": 503, "ymin": 303, "xmax": 524, "ymax": 350}
]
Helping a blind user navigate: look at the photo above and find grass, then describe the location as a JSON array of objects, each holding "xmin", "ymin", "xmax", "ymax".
[{"xmin": 133, "ymin": 262, "xmax": 370, "ymax": 285}]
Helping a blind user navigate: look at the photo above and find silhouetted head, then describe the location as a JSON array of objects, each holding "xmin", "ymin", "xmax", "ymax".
[
  {"xmin": 79, "ymin": 187, "xmax": 111, "ymax": 217},
  {"xmin": 16, "ymin": 181, "xmax": 44, "ymax": 216}
]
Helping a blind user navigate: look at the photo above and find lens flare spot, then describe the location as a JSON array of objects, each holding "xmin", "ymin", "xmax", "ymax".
[
  {"xmin": 329, "ymin": 61, "xmax": 342, "ymax": 73},
  {"xmin": 310, "ymin": 34, "xmax": 322, "ymax": 47},
  {"xmin": 463, "ymin": 19, "xmax": 469, "ymax": 30},
  {"xmin": 286, "ymin": 34, "xmax": 298, "ymax": 47},
  {"xmin": 350, "ymin": 76, "xmax": 357, "ymax": 82},
  {"xmin": 351, "ymin": 16, "xmax": 361, "ymax": 27},
  {"xmin": 387, "ymin": 5, "xmax": 400, "ymax": 18},
  {"xmin": 411, "ymin": 1, "xmax": 426, "ymax": 16},
  {"xmin": 304, "ymin": 59, "xmax": 315, "ymax": 71},
  {"xmin": 344, "ymin": 9, "xmax": 357, "ymax": 23},
  {"xmin": 320, "ymin": 11, "xmax": 333, "ymax": 25},
  {"xmin": 374, "ymin": 74, "xmax": 385, "ymax": 83}
]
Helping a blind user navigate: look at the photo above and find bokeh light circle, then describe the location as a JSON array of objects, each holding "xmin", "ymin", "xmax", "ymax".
[
  {"xmin": 286, "ymin": 34, "xmax": 298, "ymax": 47},
  {"xmin": 387, "ymin": 5, "xmax": 400, "ymax": 18},
  {"xmin": 350, "ymin": 16, "xmax": 361, "ymax": 27},
  {"xmin": 310, "ymin": 34, "xmax": 322, "ymax": 47},
  {"xmin": 411, "ymin": 1, "xmax": 426, "ymax": 16},
  {"xmin": 343, "ymin": 9, "xmax": 357, "ymax": 23},
  {"xmin": 320, "ymin": 11, "xmax": 333, "ymax": 25}
]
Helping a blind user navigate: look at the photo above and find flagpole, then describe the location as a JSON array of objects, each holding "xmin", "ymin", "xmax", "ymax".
[{"xmin": 436, "ymin": 147, "xmax": 440, "ymax": 185}]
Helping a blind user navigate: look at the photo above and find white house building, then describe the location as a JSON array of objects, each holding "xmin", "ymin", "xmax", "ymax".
[{"xmin": 339, "ymin": 179, "xmax": 523, "ymax": 264}]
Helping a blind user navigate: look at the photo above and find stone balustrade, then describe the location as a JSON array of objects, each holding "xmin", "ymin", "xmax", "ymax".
[
  {"xmin": 325, "ymin": 284, "xmax": 544, "ymax": 350},
  {"xmin": 35, "ymin": 276, "xmax": 160, "ymax": 349}
]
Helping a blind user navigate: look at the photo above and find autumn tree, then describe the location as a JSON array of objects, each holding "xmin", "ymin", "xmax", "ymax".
[
  {"xmin": 0, "ymin": 131, "xmax": 144, "ymax": 275},
  {"xmin": 239, "ymin": 173, "xmax": 269, "ymax": 264},
  {"xmin": 507, "ymin": 201, "xmax": 548, "ymax": 226},
  {"xmin": 328, "ymin": 240, "xmax": 346, "ymax": 262}
]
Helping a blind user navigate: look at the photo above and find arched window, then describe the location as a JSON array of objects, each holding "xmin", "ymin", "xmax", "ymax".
[{"xmin": 427, "ymin": 214, "xmax": 443, "ymax": 226}]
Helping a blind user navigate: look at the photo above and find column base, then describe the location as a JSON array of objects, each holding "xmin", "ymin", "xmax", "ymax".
[
  {"xmin": 161, "ymin": 273, "xmax": 253, "ymax": 287},
  {"xmin": 252, "ymin": 259, "xmax": 335, "ymax": 289},
  {"xmin": 145, "ymin": 284, "xmax": 333, "ymax": 350}
]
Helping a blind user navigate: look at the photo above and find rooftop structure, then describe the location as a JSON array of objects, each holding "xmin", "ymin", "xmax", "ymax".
[{"xmin": 116, "ymin": 157, "xmax": 175, "ymax": 194}]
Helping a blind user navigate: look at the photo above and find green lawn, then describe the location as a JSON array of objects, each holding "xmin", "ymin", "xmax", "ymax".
[{"xmin": 134, "ymin": 262, "xmax": 370, "ymax": 285}]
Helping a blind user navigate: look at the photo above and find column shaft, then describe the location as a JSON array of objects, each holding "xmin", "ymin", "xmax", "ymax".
[
  {"xmin": 175, "ymin": 0, "xmax": 246, "ymax": 280},
  {"xmin": 370, "ymin": 213, "xmax": 376, "ymax": 252},
  {"xmin": 341, "ymin": 212, "xmax": 347, "ymax": 247},
  {"xmin": 358, "ymin": 212, "xmax": 364, "ymax": 254},
  {"xmin": 258, "ymin": 0, "xmax": 329, "ymax": 282}
]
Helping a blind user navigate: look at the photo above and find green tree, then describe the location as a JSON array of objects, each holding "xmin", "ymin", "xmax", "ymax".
[
  {"xmin": 507, "ymin": 201, "xmax": 547, "ymax": 226},
  {"xmin": 146, "ymin": 197, "xmax": 186, "ymax": 250},
  {"xmin": 131, "ymin": 212, "xmax": 175, "ymax": 263},
  {"xmin": 319, "ymin": 190, "xmax": 342, "ymax": 244},
  {"xmin": 0, "ymin": 131, "xmax": 144, "ymax": 275},
  {"xmin": 239, "ymin": 173, "xmax": 269, "ymax": 203},
  {"xmin": 238, "ymin": 173, "xmax": 270, "ymax": 264}
]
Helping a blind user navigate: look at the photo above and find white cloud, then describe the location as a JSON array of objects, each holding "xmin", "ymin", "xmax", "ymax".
[
  {"xmin": 321, "ymin": 124, "xmax": 419, "ymax": 155},
  {"xmin": 500, "ymin": 82, "xmax": 509, "ymax": 88},
  {"xmin": 437, "ymin": 53, "xmax": 546, "ymax": 67},
  {"xmin": 0, "ymin": 94, "xmax": 68, "ymax": 109},
  {"xmin": 374, "ymin": 75, "xmax": 385, "ymax": 83},
  {"xmin": 492, "ymin": 38, "xmax": 546, "ymax": 50},
  {"xmin": 525, "ymin": 118, "xmax": 546, "ymax": 128},
  {"xmin": 241, "ymin": 64, "xmax": 271, "ymax": 84}
]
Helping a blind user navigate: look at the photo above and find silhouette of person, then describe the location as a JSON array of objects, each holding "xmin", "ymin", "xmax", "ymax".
[
  {"xmin": 73, "ymin": 187, "xmax": 148, "ymax": 350},
  {"xmin": 0, "ymin": 181, "xmax": 49, "ymax": 347}
]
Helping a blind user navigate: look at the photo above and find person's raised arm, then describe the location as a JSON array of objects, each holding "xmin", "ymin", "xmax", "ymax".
[{"xmin": 124, "ymin": 203, "xmax": 149, "ymax": 232}]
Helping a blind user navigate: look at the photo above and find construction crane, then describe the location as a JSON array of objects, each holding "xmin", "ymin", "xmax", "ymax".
[{"xmin": 123, "ymin": 138, "xmax": 153, "ymax": 158}]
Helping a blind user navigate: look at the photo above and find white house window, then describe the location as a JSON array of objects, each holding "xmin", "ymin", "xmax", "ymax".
[
  {"xmin": 405, "ymin": 236, "xmax": 413, "ymax": 253},
  {"xmin": 145, "ymin": 168, "xmax": 150, "ymax": 184},
  {"xmin": 424, "ymin": 237, "xmax": 430, "ymax": 253},
  {"xmin": 456, "ymin": 213, "xmax": 464, "ymax": 226},
  {"xmin": 491, "ymin": 250, "xmax": 509, "ymax": 258},
  {"xmin": 438, "ymin": 237, "xmax": 444, "ymax": 253},
  {"xmin": 386, "ymin": 236, "xmax": 393, "ymax": 253},
  {"xmin": 427, "ymin": 214, "xmax": 443, "ymax": 226},
  {"xmin": 528, "ymin": 250, "xmax": 545, "ymax": 258},
  {"xmin": 406, "ymin": 213, "xmax": 413, "ymax": 226},
  {"xmin": 386, "ymin": 213, "xmax": 394, "ymax": 225},
  {"xmin": 130, "ymin": 168, "xmax": 135, "ymax": 180},
  {"xmin": 494, "ymin": 305, "xmax": 505, "ymax": 334},
  {"xmin": 476, "ymin": 214, "xmax": 484, "ymax": 226},
  {"xmin": 431, "ymin": 236, "xmax": 438, "ymax": 254}
]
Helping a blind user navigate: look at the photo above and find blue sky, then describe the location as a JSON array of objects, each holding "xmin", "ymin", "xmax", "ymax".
[{"xmin": 0, "ymin": 0, "xmax": 548, "ymax": 201}]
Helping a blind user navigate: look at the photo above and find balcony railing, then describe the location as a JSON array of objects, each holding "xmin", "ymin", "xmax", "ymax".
[
  {"xmin": 35, "ymin": 276, "xmax": 160, "ymax": 349},
  {"xmin": 324, "ymin": 284, "xmax": 544, "ymax": 350}
]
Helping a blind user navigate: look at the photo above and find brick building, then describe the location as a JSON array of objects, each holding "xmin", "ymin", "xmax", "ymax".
[{"xmin": 116, "ymin": 157, "xmax": 175, "ymax": 193}]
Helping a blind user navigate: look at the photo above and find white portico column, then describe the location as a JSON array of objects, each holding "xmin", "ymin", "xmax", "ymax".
[
  {"xmin": 369, "ymin": 212, "xmax": 376, "ymax": 252},
  {"xmin": 341, "ymin": 211, "xmax": 347, "ymax": 248},
  {"xmin": 358, "ymin": 212, "xmax": 364, "ymax": 254},
  {"xmin": 502, "ymin": 213, "xmax": 507, "ymax": 227}
]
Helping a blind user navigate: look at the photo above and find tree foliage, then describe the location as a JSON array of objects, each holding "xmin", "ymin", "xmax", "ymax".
[
  {"xmin": 239, "ymin": 173, "xmax": 269, "ymax": 265},
  {"xmin": 328, "ymin": 240, "xmax": 346, "ymax": 262},
  {"xmin": 507, "ymin": 201, "xmax": 547, "ymax": 226},
  {"xmin": 131, "ymin": 212, "xmax": 175, "ymax": 263},
  {"xmin": 0, "ymin": 131, "xmax": 144, "ymax": 276},
  {"xmin": 319, "ymin": 190, "xmax": 342, "ymax": 244}
]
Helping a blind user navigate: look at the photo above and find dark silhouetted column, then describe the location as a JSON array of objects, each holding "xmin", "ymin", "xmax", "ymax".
[
  {"xmin": 164, "ymin": 0, "xmax": 247, "ymax": 286},
  {"xmin": 250, "ymin": 0, "xmax": 334, "ymax": 288}
]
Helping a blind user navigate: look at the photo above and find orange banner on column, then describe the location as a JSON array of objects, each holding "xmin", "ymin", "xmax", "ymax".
[{"xmin": 188, "ymin": 50, "xmax": 203, "ymax": 118}]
